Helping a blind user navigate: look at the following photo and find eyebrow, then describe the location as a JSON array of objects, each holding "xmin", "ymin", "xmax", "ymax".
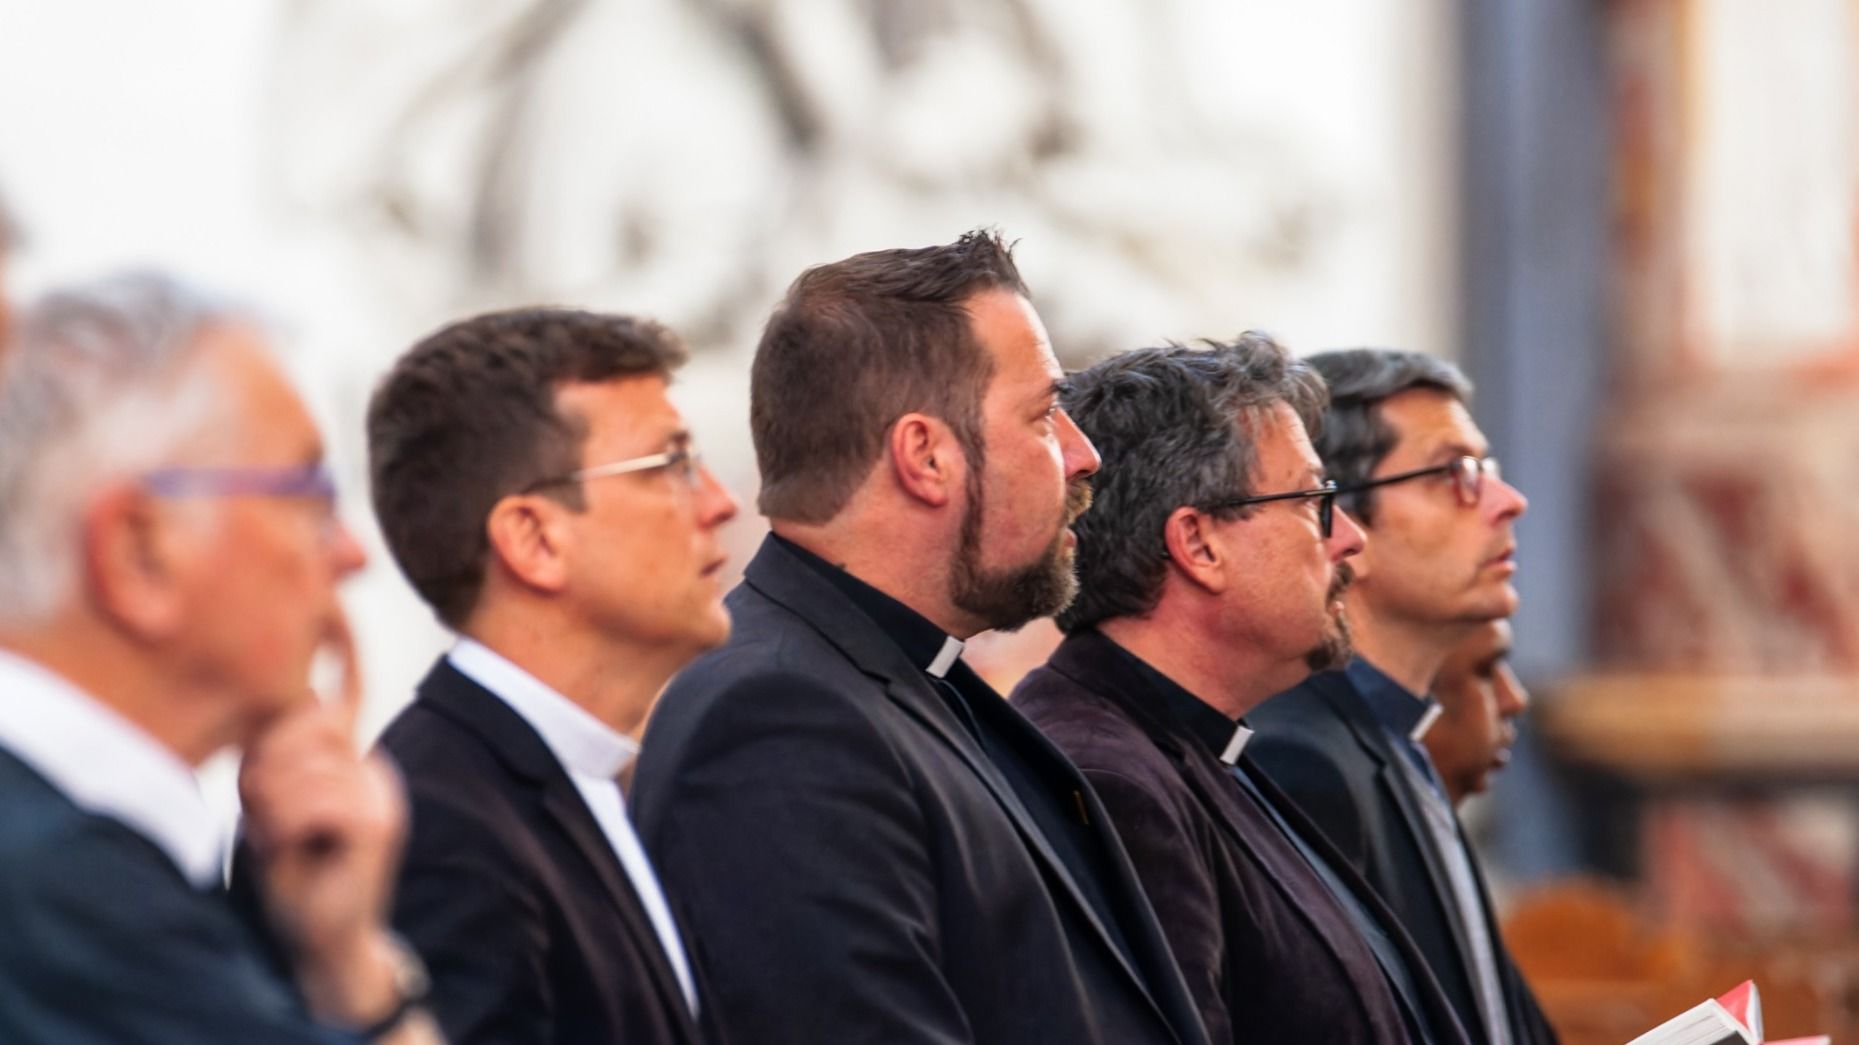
[
  {"xmin": 1421, "ymin": 439, "xmax": 1487, "ymax": 465},
  {"xmin": 1028, "ymin": 379, "xmax": 1069, "ymax": 410}
]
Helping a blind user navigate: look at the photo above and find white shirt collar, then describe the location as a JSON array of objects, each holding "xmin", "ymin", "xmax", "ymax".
[
  {"xmin": 446, "ymin": 638, "xmax": 637, "ymax": 780},
  {"xmin": 0, "ymin": 649, "xmax": 223, "ymax": 888}
]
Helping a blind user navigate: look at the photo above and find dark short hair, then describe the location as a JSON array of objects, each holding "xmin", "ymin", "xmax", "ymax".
[
  {"xmin": 1305, "ymin": 348, "xmax": 1472, "ymax": 523},
  {"xmin": 751, "ymin": 229, "xmax": 1028, "ymax": 523},
  {"xmin": 368, "ymin": 308, "xmax": 686, "ymax": 627},
  {"xmin": 1056, "ymin": 333, "xmax": 1328, "ymax": 633}
]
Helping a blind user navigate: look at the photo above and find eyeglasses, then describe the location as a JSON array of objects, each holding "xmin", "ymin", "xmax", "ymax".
[
  {"xmin": 139, "ymin": 463, "xmax": 342, "ymax": 540},
  {"xmin": 522, "ymin": 443, "xmax": 704, "ymax": 494},
  {"xmin": 1342, "ymin": 455, "xmax": 1500, "ymax": 508},
  {"xmin": 141, "ymin": 463, "xmax": 338, "ymax": 503},
  {"xmin": 1200, "ymin": 480, "xmax": 1339, "ymax": 538}
]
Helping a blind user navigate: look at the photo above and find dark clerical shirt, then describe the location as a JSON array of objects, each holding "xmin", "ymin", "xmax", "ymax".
[{"xmin": 1112, "ymin": 639, "xmax": 1450, "ymax": 1045}]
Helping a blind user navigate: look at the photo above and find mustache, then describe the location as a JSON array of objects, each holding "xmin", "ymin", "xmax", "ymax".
[
  {"xmin": 1327, "ymin": 561, "xmax": 1356, "ymax": 601},
  {"xmin": 1064, "ymin": 481, "xmax": 1094, "ymax": 524}
]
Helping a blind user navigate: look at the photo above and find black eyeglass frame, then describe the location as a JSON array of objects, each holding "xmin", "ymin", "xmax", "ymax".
[
  {"xmin": 1339, "ymin": 455, "xmax": 1499, "ymax": 508},
  {"xmin": 1197, "ymin": 479, "xmax": 1339, "ymax": 539}
]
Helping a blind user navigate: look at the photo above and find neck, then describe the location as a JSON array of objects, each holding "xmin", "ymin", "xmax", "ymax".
[
  {"xmin": 1, "ymin": 619, "xmax": 231, "ymax": 767},
  {"xmin": 1341, "ymin": 597, "xmax": 1469, "ymax": 696},
  {"xmin": 464, "ymin": 607, "xmax": 685, "ymax": 737},
  {"xmin": 1097, "ymin": 605, "xmax": 1294, "ymax": 720},
  {"xmin": 772, "ymin": 520, "xmax": 981, "ymax": 639}
]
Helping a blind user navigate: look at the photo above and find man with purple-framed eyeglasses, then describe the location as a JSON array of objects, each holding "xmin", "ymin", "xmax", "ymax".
[{"xmin": 0, "ymin": 272, "xmax": 441, "ymax": 1042}]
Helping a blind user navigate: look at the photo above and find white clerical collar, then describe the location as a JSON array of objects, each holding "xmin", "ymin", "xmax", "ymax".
[
  {"xmin": 0, "ymin": 649, "xmax": 223, "ymax": 888},
  {"xmin": 1219, "ymin": 724, "xmax": 1255, "ymax": 766},
  {"xmin": 926, "ymin": 635, "xmax": 964, "ymax": 678},
  {"xmin": 447, "ymin": 638, "xmax": 637, "ymax": 780},
  {"xmin": 1410, "ymin": 702, "xmax": 1443, "ymax": 744}
]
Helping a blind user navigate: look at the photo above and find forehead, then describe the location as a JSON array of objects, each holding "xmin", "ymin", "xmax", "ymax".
[
  {"xmin": 1377, "ymin": 387, "xmax": 1489, "ymax": 464},
  {"xmin": 555, "ymin": 373, "xmax": 682, "ymax": 452},
  {"xmin": 1250, "ymin": 400, "xmax": 1323, "ymax": 481},
  {"xmin": 967, "ymin": 290, "xmax": 1060, "ymax": 393},
  {"xmin": 197, "ymin": 324, "xmax": 319, "ymax": 457}
]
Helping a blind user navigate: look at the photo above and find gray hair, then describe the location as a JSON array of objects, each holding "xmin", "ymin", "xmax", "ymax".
[
  {"xmin": 1303, "ymin": 348, "xmax": 1472, "ymax": 523},
  {"xmin": 1056, "ymin": 332, "xmax": 1328, "ymax": 633},
  {"xmin": 0, "ymin": 272, "xmax": 256, "ymax": 625}
]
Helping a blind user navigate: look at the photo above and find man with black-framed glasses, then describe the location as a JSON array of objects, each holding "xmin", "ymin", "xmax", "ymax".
[
  {"xmin": 360, "ymin": 308, "xmax": 738, "ymax": 1044},
  {"xmin": 1013, "ymin": 335, "xmax": 1472, "ymax": 1045},
  {"xmin": 1248, "ymin": 348, "xmax": 1556, "ymax": 1045}
]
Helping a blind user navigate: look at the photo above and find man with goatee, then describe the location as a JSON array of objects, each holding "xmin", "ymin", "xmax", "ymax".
[
  {"xmin": 1015, "ymin": 336, "xmax": 1470, "ymax": 1044},
  {"xmin": 632, "ymin": 231, "xmax": 1210, "ymax": 1045}
]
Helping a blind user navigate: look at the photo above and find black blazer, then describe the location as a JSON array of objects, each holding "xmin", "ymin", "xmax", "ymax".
[
  {"xmin": 378, "ymin": 659, "xmax": 711, "ymax": 1045},
  {"xmin": 1248, "ymin": 669, "xmax": 1558, "ymax": 1045},
  {"xmin": 1013, "ymin": 631, "xmax": 1471, "ymax": 1045},
  {"xmin": 631, "ymin": 536, "xmax": 1211, "ymax": 1045},
  {"xmin": 0, "ymin": 747, "xmax": 349, "ymax": 1043}
]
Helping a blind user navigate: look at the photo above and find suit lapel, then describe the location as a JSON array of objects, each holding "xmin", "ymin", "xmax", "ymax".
[
  {"xmin": 742, "ymin": 541, "xmax": 1183, "ymax": 1040},
  {"xmin": 1047, "ymin": 637, "xmax": 1393, "ymax": 991},
  {"xmin": 1323, "ymin": 677, "xmax": 1484, "ymax": 1003},
  {"xmin": 416, "ymin": 662, "xmax": 701, "ymax": 1043}
]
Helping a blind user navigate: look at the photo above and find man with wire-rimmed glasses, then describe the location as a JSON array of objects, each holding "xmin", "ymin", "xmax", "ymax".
[
  {"xmin": 1014, "ymin": 334, "xmax": 1475, "ymax": 1045},
  {"xmin": 361, "ymin": 308, "xmax": 738, "ymax": 1044},
  {"xmin": 1248, "ymin": 348, "xmax": 1556, "ymax": 1045}
]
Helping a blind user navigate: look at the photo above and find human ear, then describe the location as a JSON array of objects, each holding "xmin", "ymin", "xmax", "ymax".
[
  {"xmin": 888, "ymin": 413, "xmax": 962, "ymax": 508},
  {"xmin": 485, "ymin": 495, "xmax": 573, "ymax": 595},
  {"xmin": 1161, "ymin": 506, "xmax": 1229, "ymax": 595},
  {"xmin": 83, "ymin": 485, "xmax": 191, "ymax": 639}
]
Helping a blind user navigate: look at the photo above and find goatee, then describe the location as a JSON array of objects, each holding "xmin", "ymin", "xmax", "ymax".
[{"xmin": 1305, "ymin": 561, "xmax": 1356, "ymax": 671}]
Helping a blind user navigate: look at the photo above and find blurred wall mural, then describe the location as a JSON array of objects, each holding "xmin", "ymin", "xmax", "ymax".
[
  {"xmin": 264, "ymin": 0, "xmax": 1457, "ymax": 367},
  {"xmin": 0, "ymin": 0, "xmax": 1462, "ymax": 734}
]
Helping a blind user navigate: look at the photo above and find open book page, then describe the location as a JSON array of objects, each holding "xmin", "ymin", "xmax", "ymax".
[{"xmin": 1623, "ymin": 998, "xmax": 1755, "ymax": 1045}]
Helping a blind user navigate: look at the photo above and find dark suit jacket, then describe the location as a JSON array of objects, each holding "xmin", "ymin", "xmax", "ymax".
[
  {"xmin": 0, "ymin": 747, "xmax": 354, "ymax": 1044},
  {"xmin": 1014, "ymin": 631, "xmax": 1471, "ymax": 1045},
  {"xmin": 631, "ymin": 536, "xmax": 1211, "ymax": 1045},
  {"xmin": 1248, "ymin": 668, "xmax": 1558, "ymax": 1045},
  {"xmin": 377, "ymin": 659, "xmax": 710, "ymax": 1045}
]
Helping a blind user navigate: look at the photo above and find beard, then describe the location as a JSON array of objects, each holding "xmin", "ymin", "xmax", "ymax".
[
  {"xmin": 951, "ymin": 478, "xmax": 1093, "ymax": 633},
  {"xmin": 1304, "ymin": 560, "xmax": 1356, "ymax": 671}
]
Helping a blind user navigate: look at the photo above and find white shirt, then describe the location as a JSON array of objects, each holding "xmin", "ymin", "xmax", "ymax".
[
  {"xmin": 447, "ymin": 638, "xmax": 699, "ymax": 1014},
  {"xmin": 0, "ymin": 649, "xmax": 223, "ymax": 889}
]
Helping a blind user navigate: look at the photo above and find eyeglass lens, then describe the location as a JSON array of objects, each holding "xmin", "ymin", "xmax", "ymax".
[{"xmin": 1449, "ymin": 456, "xmax": 1499, "ymax": 506}]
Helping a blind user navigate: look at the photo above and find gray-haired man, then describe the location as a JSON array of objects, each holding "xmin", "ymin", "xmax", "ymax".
[
  {"xmin": 1014, "ymin": 335, "xmax": 1469, "ymax": 1045},
  {"xmin": 0, "ymin": 274, "xmax": 439, "ymax": 1043}
]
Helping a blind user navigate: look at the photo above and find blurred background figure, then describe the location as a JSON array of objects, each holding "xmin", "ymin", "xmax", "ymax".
[
  {"xmin": 1426, "ymin": 620, "xmax": 1530, "ymax": 808},
  {"xmin": 0, "ymin": 273, "xmax": 437, "ymax": 1043}
]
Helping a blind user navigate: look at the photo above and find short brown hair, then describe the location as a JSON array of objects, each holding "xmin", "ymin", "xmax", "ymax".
[
  {"xmin": 751, "ymin": 229, "xmax": 1027, "ymax": 523},
  {"xmin": 367, "ymin": 308, "xmax": 686, "ymax": 627}
]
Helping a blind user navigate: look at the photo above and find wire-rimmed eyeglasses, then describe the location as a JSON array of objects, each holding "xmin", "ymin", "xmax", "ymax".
[
  {"xmin": 1342, "ymin": 455, "xmax": 1499, "ymax": 508},
  {"xmin": 521, "ymin": 444, "xmax": 704, "ymax": 494}
]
